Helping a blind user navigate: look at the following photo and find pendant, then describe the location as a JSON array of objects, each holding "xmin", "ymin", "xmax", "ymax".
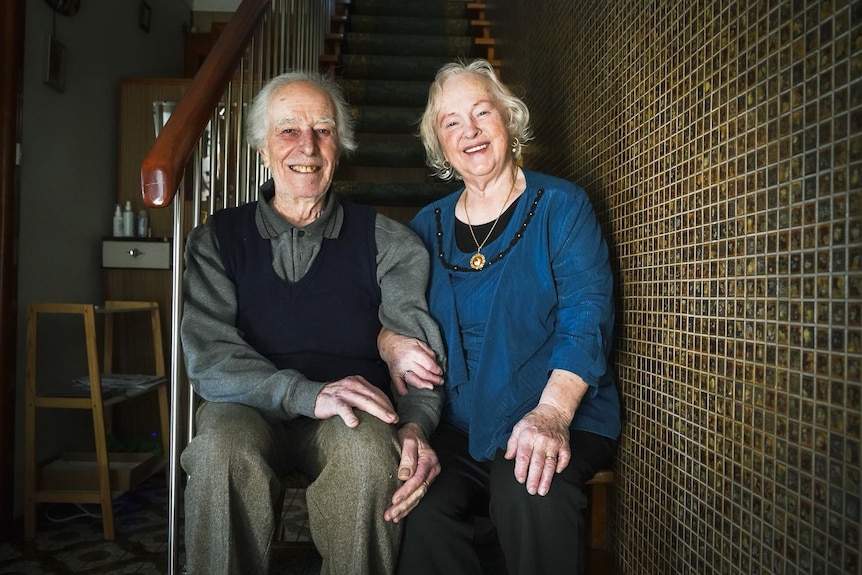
[{"xmin": 470, "ymin": 252, "xmax": 486, "ymax": 270}]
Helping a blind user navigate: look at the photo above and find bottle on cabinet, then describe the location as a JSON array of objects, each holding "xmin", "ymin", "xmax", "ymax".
[
  {"xmin": 112, "ymin": 205, "xmax": 123, "ymax": 237},
  {"xmin": 122, "ymin": 201, "xmax": 134, "ymax": 237},
  {"xmin": 136, "ymin": 209, "xmax": 149, "ymax": 238}
]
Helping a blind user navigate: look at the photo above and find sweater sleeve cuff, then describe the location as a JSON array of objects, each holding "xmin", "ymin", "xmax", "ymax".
[
  {"xmin": 396, "ymin": 389, "xmax": 442, "ymax": 439},
  {"xmin": 285, "ymin": 380, "xmax": 327, "ymax": 419}
]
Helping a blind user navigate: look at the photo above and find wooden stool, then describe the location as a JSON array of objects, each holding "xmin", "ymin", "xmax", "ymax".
[{"xmin": 585, "ymin": 469, "xmax": 615, "ymax": 550}]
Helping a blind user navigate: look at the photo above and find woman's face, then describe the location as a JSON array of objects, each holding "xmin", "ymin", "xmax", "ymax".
[
  {"xmin": 435, "ymin": 73, "xmax": 511, "ymax": 183},
  {"xmin": 258, "ymin": 81, "xmax": 340, "ymax": 201}
]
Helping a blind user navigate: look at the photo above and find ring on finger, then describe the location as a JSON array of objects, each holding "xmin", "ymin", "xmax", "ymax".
[
  {"xmin": 402, "ymin": 370, "xmax": 412, "ymax": 379},
  {"xmin": 545, "ymin": 455, "xmax": 557, "ymax": 461}
]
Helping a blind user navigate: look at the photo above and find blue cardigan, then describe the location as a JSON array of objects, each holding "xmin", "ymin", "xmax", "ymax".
[{"xmin": 410, "ymin": 169, "xmax": 621, "ymax": 460}]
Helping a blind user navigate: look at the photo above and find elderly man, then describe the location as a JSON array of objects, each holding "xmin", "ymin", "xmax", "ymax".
[{"xmin": 180, "ymin": 70, "xmax": 446, "ymax": 575}]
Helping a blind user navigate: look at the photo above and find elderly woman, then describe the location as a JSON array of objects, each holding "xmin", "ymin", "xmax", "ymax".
[
  {"xmin": 392, "ymin": 59, "xmax": 621, "ymax": 574},
  {"xmin": 180, "ymin": 70, "xmax": 446, "ymax": 575}
]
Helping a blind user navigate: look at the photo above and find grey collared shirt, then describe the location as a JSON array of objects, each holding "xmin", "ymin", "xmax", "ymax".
[{"xmin": 181, "ymin": 185, "xmax": 446, "ymax": 436}]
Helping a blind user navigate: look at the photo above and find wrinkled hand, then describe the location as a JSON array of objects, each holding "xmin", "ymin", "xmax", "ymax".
[
  {"xmin": 384, "ymin": 423, "xmax": 440, "ymax": 523},
  {"xmin": 378, "ymin": 329, "xmax": 444, "ymax": 395},
  {"xmin": 313, "ymin": 375, "xmax": 398, "ymax": 427},
  {"xmin": 504, "ymin": 404, "xmax": 571, "ymax": 496}
]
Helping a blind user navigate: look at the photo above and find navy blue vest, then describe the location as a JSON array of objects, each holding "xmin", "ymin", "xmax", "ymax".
[{"xmin": 212, "ymin": 200, "xmax": 390, "ymax": 394}]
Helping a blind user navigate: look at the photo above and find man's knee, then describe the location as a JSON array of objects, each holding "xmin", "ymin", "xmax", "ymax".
[
  {"xmin": 182, "ymin": 402, "xmax": 280, "ymax": 477},
  {"xmin": 315, "ymin": 411, "xmax": 400, "ymax": 483}
]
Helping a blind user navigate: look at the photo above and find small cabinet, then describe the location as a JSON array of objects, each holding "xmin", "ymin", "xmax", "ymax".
[
  {"xmin": 102, "ymin": 238, "xmax": 171, "ymax": 269},
  {"xmin": 23, "ymin": 301, "xmax": 169, "ymax": 541}
]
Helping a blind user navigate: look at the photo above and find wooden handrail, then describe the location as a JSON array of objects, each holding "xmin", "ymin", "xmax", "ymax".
[{"xmin": 141, "ymin": 0, "xmax": 271, "ymax": 208}]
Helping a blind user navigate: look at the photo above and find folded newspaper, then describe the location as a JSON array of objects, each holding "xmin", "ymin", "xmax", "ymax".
[
  {"xmin": 72, "ymin": 374, "xmax": 164, "ymax": 389},
  {"xmin": 41, "ymin": 374, "xmax": 164, "ymax": 398}
]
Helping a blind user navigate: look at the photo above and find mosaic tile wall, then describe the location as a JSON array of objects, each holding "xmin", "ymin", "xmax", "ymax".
[{"xmin": 494, "ymin": 1, "xmax": 861, "ymax": 574}]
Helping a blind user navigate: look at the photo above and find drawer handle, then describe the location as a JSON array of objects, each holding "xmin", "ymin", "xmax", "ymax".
[{"xmin": 128, "ymin": 248, "xmax": 144, "ymax": 257}]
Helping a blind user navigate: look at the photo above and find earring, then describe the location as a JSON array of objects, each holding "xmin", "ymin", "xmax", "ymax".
[
  {"xmin": 440, "ymin": 160, "xmax": 453, "ymax": 179},
  {"xmin": 511, "ymin": 138, "xmax": 520, "ymax": 154}
]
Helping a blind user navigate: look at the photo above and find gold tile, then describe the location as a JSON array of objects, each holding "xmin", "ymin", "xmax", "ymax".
[{"xmin": 496, "ymin": 0, "xmax": 862, "ymax": 572}]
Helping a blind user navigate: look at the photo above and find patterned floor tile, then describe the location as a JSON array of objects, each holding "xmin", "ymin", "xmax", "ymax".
[{"xmin": 0, "ymin": 475, "xmax": 322, "ymax": 575}]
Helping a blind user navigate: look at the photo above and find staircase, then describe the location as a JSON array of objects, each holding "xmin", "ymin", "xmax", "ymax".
[{"xmin": 321, "ymin": 0, "xmax": 499, "ymax": 219}]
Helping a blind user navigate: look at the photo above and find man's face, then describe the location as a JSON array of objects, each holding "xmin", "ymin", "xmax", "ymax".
[{"xmin": 258, "ymin": 81, "xmax": 340, "ymax": 201}]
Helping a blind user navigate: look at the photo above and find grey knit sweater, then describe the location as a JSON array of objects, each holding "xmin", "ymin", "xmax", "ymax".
[{"xmin": 181, "ymin": 184, "xmax": 446, "ymax": 437}]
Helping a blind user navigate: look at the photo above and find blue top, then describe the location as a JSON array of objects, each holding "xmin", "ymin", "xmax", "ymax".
[{"xmin": 410, "ymin": 169, "xmax": 621, "ymax": 460}]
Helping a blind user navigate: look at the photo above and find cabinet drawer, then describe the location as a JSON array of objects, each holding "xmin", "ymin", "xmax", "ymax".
[{"xmin": 102, "ymin": 239, "xmax": 171, "ymax": 269}]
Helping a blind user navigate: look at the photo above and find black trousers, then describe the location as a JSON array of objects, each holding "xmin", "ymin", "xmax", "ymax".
[{"xmin": 397, "ymin": 423, "xmax": 615, "ymax": 575}]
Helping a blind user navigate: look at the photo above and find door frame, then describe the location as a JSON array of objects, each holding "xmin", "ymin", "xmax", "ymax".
[{"xmin": 0, "ymin": 0, "xmax": 24, "ymax": 540}]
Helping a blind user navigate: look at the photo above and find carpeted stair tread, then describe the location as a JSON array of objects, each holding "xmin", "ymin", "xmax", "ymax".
[
  {"xmin": 341, "ymin": 79, "xmax": 433, "ymax": 107},
  {"xmin": 341, "ymin": 54, "xmax": 461, "ymax": 81},
  {"xmin": 350, "ymin": 0, "xmax": 469, "ymax": 19},
  {"xmin": 329, "ymin": 0, "xmax": 476, "ymax": 208},
  {"xmin": 345, "ymin": 33, "xmax": 474, "ymax": 57},
  {"xmin": 351, "ymin": 106, "xmax": 424, "ymax": 133},
  {"xmin": 349, "ymin": 15, "xmax": 471, "ymax": 36},
  {"xmin": 334, "ymin": 180, "xmax": 459, "ymax": 207},
  {"xmin": 350, "ymin": 139, "xmax": 427, "ymax": 167}
]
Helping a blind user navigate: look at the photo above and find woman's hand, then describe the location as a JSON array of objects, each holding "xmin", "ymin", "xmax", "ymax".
[
  {"xmin": 505, "ymin": 404, "xmax": 572, "ymax": 496},
  {"xmin": 384, "ymin": 423, "xmax": 440, "ymax": 523},
  {"xmin": 378, "ymin": 328, "xmax": 444, "ymax": 395},
  {"xmin": 504, "ymin": 369, "xmax": 589, "ymax": 495}
]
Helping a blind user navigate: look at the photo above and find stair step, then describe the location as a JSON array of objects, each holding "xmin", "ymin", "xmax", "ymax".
[
  {"xmin": 351, "ymin": 106, "xmax": 424, "ymax": 133},
  {"xmin": 336, "ymin": 166, "xmax": 430, "ymax": 183},
  {"xmin": 325, "ymin": 0, "xmax": 475, "ymax": 209},
  {"xmin": 350, "ymin": 139, "xmax": 427, "ymax": 167},
  {"xmin": 349, "ymin": 15, "xmax": 471, "ymax": 35},
  {"xmin": 342, "ymin": 79, "xmax": 433, "ymax": 107},
  {"xmin": 341, "ymin": 54, "xmax": 461, "ymax": 81},
  {"xmin": 350, "ymin": 0, "xmax": 469, "ymax": 19},
  {"xmin": 333, "ymin": 180, "xmax": 459, "ymax": 206},
  {"xmin": 345, "ymin": 33, "xmax": 474, "ymax": 57}
]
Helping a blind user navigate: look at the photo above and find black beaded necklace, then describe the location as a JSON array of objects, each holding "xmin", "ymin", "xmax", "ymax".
[{"xmin": 433, "ymin": 188, "xmax": 545, "ymax": 272}]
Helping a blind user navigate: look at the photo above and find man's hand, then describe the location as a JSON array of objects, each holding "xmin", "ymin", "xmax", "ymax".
[
  {"xmin": 384, "ymin": 423, "xmax": 440, "ymax": 523},
  {"xmin": 378, "ymin": 328, "xmax": 444, "ymax": 395},
  {"xmin": 313, "ymin": 375, "xmax": 398, "ymax": 427}
]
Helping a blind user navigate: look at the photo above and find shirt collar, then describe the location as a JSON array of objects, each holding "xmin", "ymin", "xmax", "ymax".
[{"xmin": 255, "ymin": 178, "xmax": 343, "ymax": 239}]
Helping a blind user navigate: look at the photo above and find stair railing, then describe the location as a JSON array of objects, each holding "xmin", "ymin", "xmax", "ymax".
[{"xmin": 138, "ymin": 2, "xmax": 335, "ymax": 573}]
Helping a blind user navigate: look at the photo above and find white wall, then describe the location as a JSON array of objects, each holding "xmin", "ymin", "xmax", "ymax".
[{"xmin": 15, "ymin": 0, "xmax": 191, "ymax": 515}]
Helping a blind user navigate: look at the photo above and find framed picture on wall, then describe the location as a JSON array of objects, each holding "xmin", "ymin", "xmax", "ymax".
[
  {"xmin": 43, "ymin": 34, "xmax": 66, "ymax": 93},
  {"xmin": 139, "ymin": 1, "xmax": 152, "ymax": 33}
]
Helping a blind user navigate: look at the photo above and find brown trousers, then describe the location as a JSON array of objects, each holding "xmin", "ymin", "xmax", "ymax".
[{"xmin": 182, "ymin": 401, "xmax": 402, "ymax": 575}]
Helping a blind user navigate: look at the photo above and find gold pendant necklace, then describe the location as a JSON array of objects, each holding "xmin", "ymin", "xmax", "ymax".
[{"xmin": 463, "ymin": 172, "xmax": 517, "ymax": 270}]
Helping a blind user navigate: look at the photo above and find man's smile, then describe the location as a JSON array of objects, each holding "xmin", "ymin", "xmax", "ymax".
[{"xmin": 290, "ymin": 165, "xmax": 321, "ymax": 173}]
